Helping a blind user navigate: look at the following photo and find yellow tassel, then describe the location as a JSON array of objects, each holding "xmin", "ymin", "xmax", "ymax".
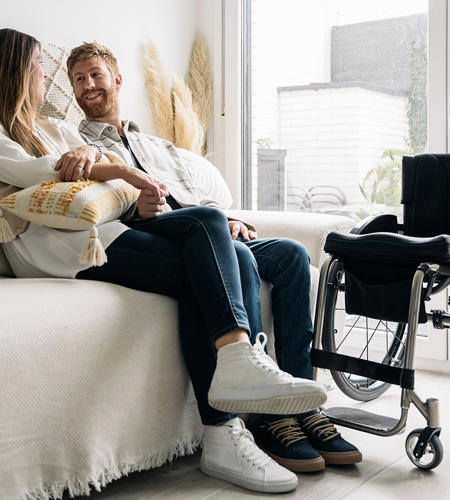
[
  {"xmin": 0, "ymin": 209, "xmax": 15, "ymax": 243},
  {"xmin": 80, "ymin": 227, "xmax": 107, "ymax": 267}
]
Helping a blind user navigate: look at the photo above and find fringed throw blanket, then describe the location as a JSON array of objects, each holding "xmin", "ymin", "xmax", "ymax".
[{"xmin": 0, "ymin": 279, "xmax": 203, "ymax": 499}]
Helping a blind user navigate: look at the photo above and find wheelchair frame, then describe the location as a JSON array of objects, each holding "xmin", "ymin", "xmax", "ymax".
[
  {"xmin": 309, "ymin": 153, "xmax": 450, "ymax": 469},
  {"xmin": 312, "ymin": 250, "xmax": 450, "ymax": 469}
]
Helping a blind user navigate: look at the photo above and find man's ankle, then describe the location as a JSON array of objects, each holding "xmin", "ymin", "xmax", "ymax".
[{"xmin": 215, "ymin": 329, "xmax": 249, "ymax": 350}]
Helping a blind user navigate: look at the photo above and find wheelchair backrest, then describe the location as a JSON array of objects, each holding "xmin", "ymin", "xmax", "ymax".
[{"xmin": 402, "ymin": 154, "xmax": 450, "ymax": 237}]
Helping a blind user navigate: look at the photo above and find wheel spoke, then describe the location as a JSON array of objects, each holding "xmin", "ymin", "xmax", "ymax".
[
  {"xmin": 336, "ymin": 315, "xmax": 362, "ymax": 350},
  {"xmin": 365, "ymin": 317, "xmax": 369, "ymax": 387},
  {"xmin": 385, "ymin": 321, "xmax": 388, "ymax": 352},
  {"xmin": 358, "ymin": 319, "xmax": 383, "ymax": 359},
  {"xmin": 322, "ymin": 261, "xmax": 407, "ymax": 401},
  {"xmin": 383, "ymin": 322, "xmax": 407, "ymax": 343}
]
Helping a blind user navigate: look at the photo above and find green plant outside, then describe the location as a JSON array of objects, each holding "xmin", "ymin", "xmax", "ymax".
[{"xmin": 359, "ymin": 42, "xmax": 427, "ymax": 212}]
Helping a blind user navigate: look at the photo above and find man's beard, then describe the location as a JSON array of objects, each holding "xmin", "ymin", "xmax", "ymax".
[{"xmin": 77, "ymin": 89, "xmax": 116, "ymax": 119}]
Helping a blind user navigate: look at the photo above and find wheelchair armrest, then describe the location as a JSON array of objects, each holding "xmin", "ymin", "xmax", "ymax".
[{"xmin": 351, "ymin": 214, "xmax": 399, "ymax": 235}]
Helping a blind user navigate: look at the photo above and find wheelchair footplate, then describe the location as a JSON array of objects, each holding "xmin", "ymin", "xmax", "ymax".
[{"xmin": 322, "ymin": 406, "xmax": 401, "ymax": 433}]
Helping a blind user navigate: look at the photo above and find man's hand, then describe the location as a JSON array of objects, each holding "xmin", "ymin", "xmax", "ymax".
[
  {"xmin": 121, "ymin": 168, "xmax": 166, "ymax": 199},
  {"xmin": 55, "ymin": 145, "xmax": 96, "ymax": 181},
  {"xmin": 228, "ymin": 221, "xmax": 257, "ymax": 241},
  {"xmin": 86, "ymin": 161, "xmax": 166, "ymax": 203},
  {"xmin": 136, "ymin": 188, "xmax": 169, "ymax": 219}
]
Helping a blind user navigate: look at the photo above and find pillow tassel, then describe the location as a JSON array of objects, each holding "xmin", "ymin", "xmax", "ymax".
[
  {"xmin": 0, "ymin": 209, "xmax": 15, "ymax": 243},
  {"xmin": 80, "ymin": 227, "xmax": 107, "ymax": 267}
]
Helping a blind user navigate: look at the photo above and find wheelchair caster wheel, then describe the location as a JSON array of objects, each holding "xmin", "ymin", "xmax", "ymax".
[{"xmin": 405, "ymin": 428, "xmax": 443, "ymax": 470}]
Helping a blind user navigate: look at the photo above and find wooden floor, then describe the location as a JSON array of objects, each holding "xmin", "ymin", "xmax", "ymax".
[{"xmin": 77, "ymin": 369, "xmax": 449, "ymax": 500}]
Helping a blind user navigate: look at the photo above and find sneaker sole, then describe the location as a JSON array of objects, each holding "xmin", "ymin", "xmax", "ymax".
[
  {"xmin": 265, "ymin": 450, "xmax": 326, "ymax": 472},
  {"xmin": 200, "ymin": 460, "xmax": 298, "ymax": 493},
  {"xmin": 319, "ymin": 450, "xmax": 363, "ymax": 465},
  {"xmin": 208, "ymin": 390, "xmax": 327, "ymax": 414}
]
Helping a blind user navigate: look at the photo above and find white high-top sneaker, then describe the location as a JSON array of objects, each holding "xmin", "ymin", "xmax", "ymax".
[
  {"xmin": 201, "ymin": 417, "xmax": 298, "ymax": 493},
  {"xmin": 208, "ymin": 332, "xmax": 327, "ymax": 414}
]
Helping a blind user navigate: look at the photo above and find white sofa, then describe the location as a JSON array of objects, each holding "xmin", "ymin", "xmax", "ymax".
[{"xmin": 0, "ymin": 208, "xmax": 353, "ymax": 500}]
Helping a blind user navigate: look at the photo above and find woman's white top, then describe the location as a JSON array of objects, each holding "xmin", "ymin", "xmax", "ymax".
[{"xmin": 0, "ymin": 117, "xmax": 128, "ymax": 278}]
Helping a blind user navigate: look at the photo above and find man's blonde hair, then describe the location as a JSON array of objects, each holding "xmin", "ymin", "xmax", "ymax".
[{"xmin": 67, "ymin": 41, "xmax": 119, "ymax": 84}]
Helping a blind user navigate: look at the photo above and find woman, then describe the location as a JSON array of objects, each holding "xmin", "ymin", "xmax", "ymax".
[{"xmin": 0, "ymin": 28, "xmax": 331, "ymax": 494}]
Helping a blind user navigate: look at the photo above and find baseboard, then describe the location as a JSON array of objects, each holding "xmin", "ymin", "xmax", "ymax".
[{"xmin": 414, "ymin": 357, "xmax": 450, "ymax": 374}]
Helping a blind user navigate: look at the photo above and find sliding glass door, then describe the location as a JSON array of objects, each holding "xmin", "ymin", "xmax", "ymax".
[
  {"xmin": 240, "ymin": 0, "xmax": 448, "ymax": 362},
  {"xmin": 245, "ymin": 0, "xmax": 429, "ymax": 221}
]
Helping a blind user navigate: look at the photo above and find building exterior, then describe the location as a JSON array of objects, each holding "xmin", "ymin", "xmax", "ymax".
[{"xmin": 252, "ymin": 11, "xmax": 427, "ymax": 213}]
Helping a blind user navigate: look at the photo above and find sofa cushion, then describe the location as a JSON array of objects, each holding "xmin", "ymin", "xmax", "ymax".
[{"xmin": 177, "ymin": 148, "xmax": 233, "ymax": 209}]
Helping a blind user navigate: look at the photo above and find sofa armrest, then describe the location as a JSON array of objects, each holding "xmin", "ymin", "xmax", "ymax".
[{"xmin": 225, "ymin": 210, "xmax": 355, "ymax": 268}]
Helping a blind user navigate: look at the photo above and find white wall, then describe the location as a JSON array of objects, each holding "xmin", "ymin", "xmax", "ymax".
[
  {"xmin": 197, "ymin": 0, "xmax": 243, "ymax": 207},
  {"xmin": 2, "ymin": 0, "xmax": 199, "ymax": 135},
  {"xmin": 194, "ymin": 0, "xmax": 220, "ymax": 162}
]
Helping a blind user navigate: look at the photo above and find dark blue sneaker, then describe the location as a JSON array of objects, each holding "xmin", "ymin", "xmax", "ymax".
[
  {"xmin": 246, "ymin": 415, "xmax": 325, "ymax": 472},
  {"xmin": 299, "ymin": 412, "xmax": 362, "ymax": 465}
]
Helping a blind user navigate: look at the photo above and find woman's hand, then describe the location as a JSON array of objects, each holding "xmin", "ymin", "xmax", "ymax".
[
  {"xmin": 55, "ymin": 145, "xmax": 96, "ymax": 181},
  {"xmin": 228, "ymin": 221, "xmax": 257, "ymax": 241}
]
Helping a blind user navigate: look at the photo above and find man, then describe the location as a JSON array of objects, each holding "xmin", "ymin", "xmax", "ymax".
[{"xmin": 66, "ymin": 42, "xmax": 361, "ymax": 492}]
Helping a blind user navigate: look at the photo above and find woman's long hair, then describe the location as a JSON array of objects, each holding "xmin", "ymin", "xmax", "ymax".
[{"xmin": 0, "ymin": 28, "xmax": 49, "ymax": 157}]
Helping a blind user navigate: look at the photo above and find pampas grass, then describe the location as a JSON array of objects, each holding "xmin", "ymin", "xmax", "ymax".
[
  {"xmin": 186, "ymin": 35, "xmax": 213, "ymax": 132},
  {"xmin": 143, "ymin": 41, "xmax": 174, "ymax": 143},
  {"xmin": 143, "ymin": 36, "xmax": 213, "ymax": 155},
  {"xmin": 172, "ymin": 75, "xmax": 204, "ymax": 155},
  {"xmin": 186, "ymin": 35, "xmax": 213, "ymax": 156}
]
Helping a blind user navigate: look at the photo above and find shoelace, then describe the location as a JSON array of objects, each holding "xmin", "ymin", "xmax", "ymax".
[
  {"xmin": 229, "ymin": 424, "xmax": 273, "ymax": 468},
  {"xmin": 265, "ymin": 417, "xmax": 308, "ymax": 447},
  {"xmin": 302, "ymin": 413, "xmax": 340, "ymax": 442},
  {"xmin": 250, "ymin": 332, "xmax": 293, "ymax": 378}
]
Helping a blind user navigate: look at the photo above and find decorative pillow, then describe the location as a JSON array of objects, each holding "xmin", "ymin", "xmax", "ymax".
[
  {"xmin": 37, "ymin": 43, "xmax": 83, "ymax": 127},
  {"xmin": 176, "ymin": 148, "xmax": 233, "ymax": 209},
  {"xmin": 0, "ymin": 179, "xmax": 139, "ymax": 266}
]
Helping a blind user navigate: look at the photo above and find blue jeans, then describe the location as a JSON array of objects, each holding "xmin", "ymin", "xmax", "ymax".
[
  {"xmin": 77, "ymin": 207, "xmax": 313, "ymax": 424},
  {"xmin": 238, "ymin": 237, "xmax": 313, "ymax": 381}
]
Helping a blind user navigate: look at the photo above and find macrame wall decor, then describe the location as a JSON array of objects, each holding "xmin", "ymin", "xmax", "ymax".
[{"xmin": 37, "ymin": 44, "xmax": 84, "ymax": 126}]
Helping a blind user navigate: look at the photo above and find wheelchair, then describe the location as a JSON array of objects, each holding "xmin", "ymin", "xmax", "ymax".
[{"xmin": 311, "ymin": 153, "xmax": 450, "ymax": 470}]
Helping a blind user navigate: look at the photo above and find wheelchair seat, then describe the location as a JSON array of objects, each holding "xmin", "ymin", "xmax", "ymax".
[
  {"xmin": 324, "ymin": 232, "xmax": 450, "ymax": 265},
  {"xmin": 324, "ymin": 231, "xmax": 450, "ymax": 323}
]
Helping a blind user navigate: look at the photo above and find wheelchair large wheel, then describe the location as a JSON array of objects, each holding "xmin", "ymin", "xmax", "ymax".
[{"xmin": 322, "ymin": 260, "xmax": 407, "ymax": 401}]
